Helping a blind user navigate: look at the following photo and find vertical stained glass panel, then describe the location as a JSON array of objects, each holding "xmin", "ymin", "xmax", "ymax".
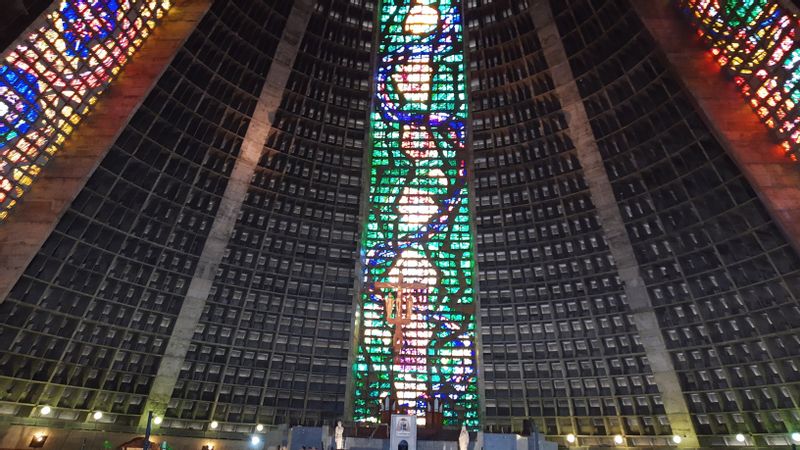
[
  {"xmin": 0, "ymin": 0, "xmax": 172, "ymax": 220},
  {"xmin": 678, "ymin": 0, "xmax": 800, "ymax": 160},
  {"xmin": 351, "ymin": 0, "xmax": 479, "ymax": 429}
]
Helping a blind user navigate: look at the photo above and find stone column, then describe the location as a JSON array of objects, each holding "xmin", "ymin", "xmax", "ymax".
[
  {"xmin": 137, "ymin": 0, "xmax": 315, "ymax": 428},
  {"xmin": 528, "ymin": 1, "xmax": 699, "ymax": 446},
  {"xmin": 0, "ymin": 0, "xmax": 212, "ymax": 305}
]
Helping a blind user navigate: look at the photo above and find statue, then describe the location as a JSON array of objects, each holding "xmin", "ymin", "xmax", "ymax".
[
  {"xmin": 335, "ymin": 421, "xmax": 344, "ymax": 450},
  {"xmin": 458, "ymin": 425, "xmax": 469, "ymax": 450}
]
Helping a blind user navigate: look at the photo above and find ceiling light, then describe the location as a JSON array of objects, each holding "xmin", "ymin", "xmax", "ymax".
[
  {"xmin": 154, "ymin": 416, "xmax": 163, "ymax": 425},
  {"xmin": 256, "ymin": 424, "xmax": 264, "ymax": 432},
  {"xmin": 735, "ymin": 433, "xmax": 745, "ymax": 442},
  {"xmin": 792, "ymin": 432, "xmax": 800, "ymax": 443},
  {"xmin": 210, "ymin": 421, "xmax": 219, "ymax": 430},
  {"xmin": 672, "ymin": 435, "xmax": 682, "ymax": 444},
  {"xmin": 614, "ymin": 435, "xmax": 624, "ymax": 445},
  {"xmin": 250, "ymin": 435, "xmax": 261, "ymax": 446},
  {"xmin": 566, "ymin": 433, "xmax": 576, "ymax": 443},
  {"xmin": 92, "ymin": 411, "xmax": 103, "ymax": 420},
  {"xmin": 39, "ymin": 406, "xmax": 51, "ymax": 416}
]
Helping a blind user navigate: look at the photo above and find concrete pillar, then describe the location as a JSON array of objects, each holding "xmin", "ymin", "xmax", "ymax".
[
  {"xmin": 631, "ymin": 0, "xmax": 800, "ymax": 258},
  {"xmin": 137, "ymin": 0, "xmax": 315, "ymax": 428},
  {"xmin": 0, "ymin": 0, "xmax": 212, "ymax": 305},
  {"xmin": 529, "ymin": 1, "xmax": 699, "ymax": 446}
]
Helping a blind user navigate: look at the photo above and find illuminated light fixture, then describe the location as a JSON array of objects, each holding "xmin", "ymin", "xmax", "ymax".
[
  {"xmin": 29, "ymin": 432, "xmax": 47, "ymax": 448},
  {"xmin": 793, "ymin": 432, "xmax": 800, "ymax": 442},
  {"xmin": 39, "ymin": 406, "xmax": 51, "ymax": 416},
  {"xmin": 255, "ymin": 424, "xmax": 264, "ymax": 432},
  {"xmin": 92, "ymin": 411, "xmax": 103, "ymax": 420},
  {"xmin": 672, "ymin": 435, "xmax": 683, "ymax": 444},
  {"xmin": 153, "ymin": 416, "xmax": 163, "ymax": 425},
  {"xmin": 209, "ymin": 421, "xmax": 219, "ymax": 430},
  {"xmin": 250, "ymin": 436, "xmax": 260, "ymax": 446},
  {"xmin": 614, "ymin": 435, "xmax": 624, "ymax": 445},
  {"xmin": 735, "ymin": 433, "xmax": 745, "ymax": 442},
  {"xmin": 566, "ymin": 434, "xmax": 576, "ymax": 443}
]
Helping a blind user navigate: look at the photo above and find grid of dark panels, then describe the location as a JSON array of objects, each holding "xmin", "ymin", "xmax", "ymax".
[
  {"xmin": 466, "ymin": 0, "xmax": 670, "ymax": 438},
  {"xmin": 166, "ymin": 0, "xmax": 373, "ymax": 429},
  {"xmin": 0, "ymin": 0, "xmax": 52, "ymax": 50},
  {"xmin": 550, "ymin": 0, "xmax": 800, "ymax": 444},
  {"xmin": 0, "ymin": 0, "xmax": 282, "ymax": 428}
]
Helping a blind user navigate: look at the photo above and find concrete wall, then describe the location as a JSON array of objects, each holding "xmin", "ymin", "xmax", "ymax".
[{"xmin": 0, "ymin": 424, "xmax": 282, "ymax": 450}]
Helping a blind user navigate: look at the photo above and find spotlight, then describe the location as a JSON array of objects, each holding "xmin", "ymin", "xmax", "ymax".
[
  {"xmin": 250, "ymin": 435, "xmax": 261, "ymax": 446},
  {"xmin": 614, "ymin": 435, "xmax": 624, "ymax": 445},
  {"xmin": 566, "ymin": 433, "xmax": 576, "ymax": 443},
  {"xmin": 792, "ymin": 432, "xmax": 800, "ymax": 443},
  {"xmin": 672, "ymin": 435, "xmax": 682, "ymax": 444},
  {"xmin": 153, "ymin": 416, "xmax": 163, "ymax": 425},
  {"xmin": 92, "ymin": 411, "xmax": 103, "ymax": 420},
  {"xmin": 39, "ymin": 406, "xmax": 51, "ymax": 416},
  {"xmin": 29, "ymin": 432, "xmax": 47, "ymax": 448},
  {"xmin": 256, "ymin": 424, "xmax": 264, "ymax": 432},
  {"xmin": 735, "ymin": 433, "xmax": 745, "ymax": 442},
  {"xmin": 209, "ymin": 421, "xmax": 219, "ymax": 430}
]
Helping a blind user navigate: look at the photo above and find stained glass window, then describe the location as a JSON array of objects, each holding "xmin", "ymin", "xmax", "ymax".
[
  {"xmin": 0, "ymin": 0, "xmax": 172, "ymax": 220},
  {"xmin": 678, "ymin": 0, "xmax": 800, "ymax": 160},
  {"xmin": 350, "ymin": 0, "xmax": 479, "ymax": 429}
]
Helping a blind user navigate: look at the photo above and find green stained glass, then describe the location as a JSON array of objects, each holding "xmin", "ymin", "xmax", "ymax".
[{"xmin": 350, "ymin": 0, "xmax": 479, "ymax": 429}]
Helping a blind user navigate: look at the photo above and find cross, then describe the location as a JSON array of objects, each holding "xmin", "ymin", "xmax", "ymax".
[{"xmin": 374, "ymin": 273, "xmax": 429, "ymax": 353}]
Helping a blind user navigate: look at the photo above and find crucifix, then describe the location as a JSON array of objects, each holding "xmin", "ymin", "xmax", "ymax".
[{"xmin": 374, "ymin": 273, "xmax": 428, "ymax": 353}]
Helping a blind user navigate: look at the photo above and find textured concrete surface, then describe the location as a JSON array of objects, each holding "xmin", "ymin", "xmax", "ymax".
[
  {"xmin": 632, "ymin": 0, "xmax": 800, "ymax": 257},
  {"xmin": 529, "ymin": 1, "xmax": 699, "ymax": 447},
  {"xmin": 137, "ymin": 0, "xmax": 316, "ymax": 429},
  {"xmin": 0, "ymin": 0, "xmax": 212, "ymax": 306}
]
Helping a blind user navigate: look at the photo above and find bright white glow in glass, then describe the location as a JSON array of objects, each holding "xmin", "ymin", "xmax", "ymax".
[
  {"xmin": 210, "ymin": 421, "xmax": 219, "ymax": 429},
  {"xmin": 39, "ymin": 406, "xmax": 51, "ymax": 415},
  {"xmin": 793, "ymin": 432, "xmax": 800, "ymax": 442},
  {"xmin": 404, "ymin": 5, "xmax": 438, "ymax": 35},
  {"xmin": 256, "ymin": 424, "xmax": 264, "ymax": 432},
  {"xmin": 153, "ymin": 416, "xmax": 163, "ymax": 425},
  {"xmin": 672, "ymin": 435, "xmax": 682, "ymax": 444},
  {"xmin": 566, "ymin": 434, "xmax": 576, "ymax": 443},
  {"xmin": 92, "ymin": 411, "xmax": 103, "ymax": 420},
  {"xmin": 614, "ymin": 435, "xmax": 624, "ymax": 445},
  {"xmin": 250, "ymin": 436, "xmax": 260, "ymax": 446},
  {"xmin": 735, "ymin": 433, "xmax": 745, "ymax": 442}
]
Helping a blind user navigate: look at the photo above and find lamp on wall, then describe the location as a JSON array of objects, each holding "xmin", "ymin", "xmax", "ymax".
[{"xmin": 29, "ymin": 432, "xmax": 47, "ymax": 448}]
